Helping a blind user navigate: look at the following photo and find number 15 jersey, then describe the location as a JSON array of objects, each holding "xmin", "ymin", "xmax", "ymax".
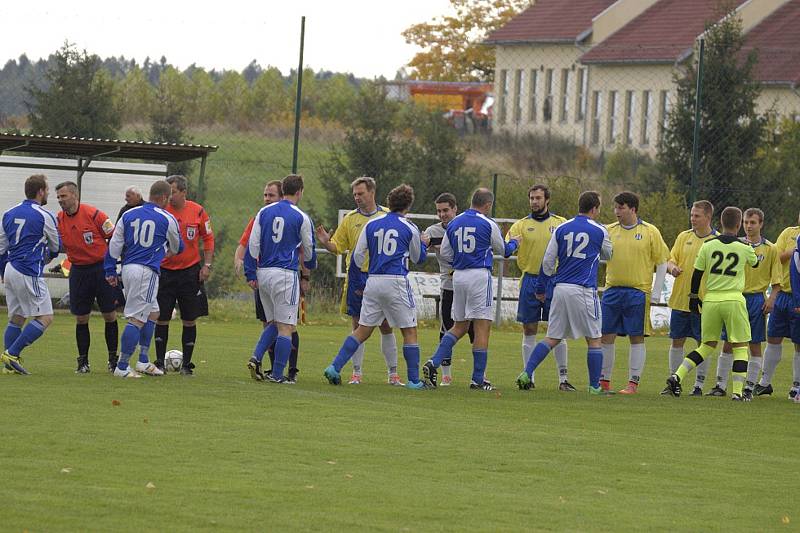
[{"xmin": 694, "ymin": 236, "xmax": 758, "ymax": 303}]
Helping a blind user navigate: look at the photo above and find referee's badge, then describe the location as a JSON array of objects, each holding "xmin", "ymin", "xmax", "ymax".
[
  {"xmin": 83, "ymin": 232, "xmax": 93, "ymax": 245},
  {"xmin": 187, "ymin": 225, "xmax": 197, "ymax": 240}
]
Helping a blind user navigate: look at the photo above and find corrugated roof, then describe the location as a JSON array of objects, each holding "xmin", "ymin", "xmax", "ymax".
[
  {"xmin": 743, "ymin": 0, "xmax": 800, "ymax": 86},
  {"xmin": 581, "ymin": 0, "xmax": 747, "ymax": 64},
  {"xmin": 484, "ymin": 0, "xmax": 617, "ymax": 44}
]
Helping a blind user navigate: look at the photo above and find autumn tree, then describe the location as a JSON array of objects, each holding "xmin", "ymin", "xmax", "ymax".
[{"xmin": 402, "ymin": 0, "xmax": 530, "ymax": 81}]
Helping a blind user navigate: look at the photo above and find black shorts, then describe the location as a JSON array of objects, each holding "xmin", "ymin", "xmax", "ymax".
[
  {"xmin": 69, "ymin": 262, "xmax": 121, "ymax": 315},
  {"xmin": 157, "ymin": 263, "xmax": 209, "ymax": 322},
  {"xmin": 254, "ymin": 289, "xmax": 266, "ymax": 322}
]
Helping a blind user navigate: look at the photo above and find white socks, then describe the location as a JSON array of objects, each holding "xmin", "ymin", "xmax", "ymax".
[
  {"xmin": 746, "ymin": 356, "xmax": 762, "ymax": 388},
  {"xmin": 352, "ymin": 342, "xmax": 365, "ymax": 374},
  {"xmin": 629, "ymin": 343, "xmax": 646, "ymax": 384},
  {"xmin": 715, "ymin": 352, "xmax": 733, "ymax": 390},
  {"xmin": 554, "ymin": 340, "xmax": 568, "ymax": 383},
  {"xmin": 793, "ymin": 352, "xmax": 800, "ymax": 387},
  {"xmin": 522, "ymin": 335, "xmax": 536, "ymax": 367},
  {"xmin": 601, "ymin": 343, "xmax": 615, "ymax": 382},
  {"xmin": 669, "ymin": 347, "xmax": 684, "ymax": 373},
  {"xmin": 693, "ymin": 358, "xmax": 709, "ymax": 389},
  {"xmin": 381, "ymin": 333, "xmax": 398, "ymax": 374},
  {"xmin": 760, "ymin": 343, "xmax": 782, "ymax": 386}
]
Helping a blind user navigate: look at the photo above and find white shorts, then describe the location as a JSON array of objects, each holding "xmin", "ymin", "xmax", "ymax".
[
  {"xmin": 452, "ymin": 268, "xmax": 493, "ymax": 322},
  {"xmin": 3, "ymin": 263, "xmax": 53, "ymax": 318},
  {"xmin": 359, "ymin": 275, "xmax": 417, "ymax": 329},
  {"xmin": 257, "ymin": 268, "xmax": 300, "ymax": 326},
  {"xmin": 546, "ymin": 283, "xmax": 602, "ymax": 340},
  {"xmin": 121, "ymin": 263, "xmax": 160, "ymax": 323}
]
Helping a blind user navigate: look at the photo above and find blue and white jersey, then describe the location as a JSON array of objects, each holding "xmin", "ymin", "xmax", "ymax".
[
  {"xmin": 106, "ymin": 202, "xmax": 183, "ymax": 274},
  {"xmin": 542, "ymin": 214, "xmax": 612, "ymax": 288},
  {"xmin": 246, "ymin": 199, "xmax": 316, "ymax": 278},
  {"xmin": 791, "ymin": 236, "xmax": 800, "ymax": 309},
  {"xmin": 439, "ymin": 208, "xmax": 517, "ymax": 271},
  {"xmin": 0, "ymin": 199, "xmax": 61, "ymax": 277},
  {"xmin": 353, "ymin": 212, "xmax": 426, "ymax": 276}
]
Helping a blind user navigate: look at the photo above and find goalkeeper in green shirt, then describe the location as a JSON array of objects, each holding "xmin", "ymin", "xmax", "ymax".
[{"xmin": 666, "ymin": 207, "xmax": 759, "ymax": 401}]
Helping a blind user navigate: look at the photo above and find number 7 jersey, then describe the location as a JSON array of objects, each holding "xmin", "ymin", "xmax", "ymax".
[{"xmin": 694, "ymin": 236, "xmax": 758, "ymax": 302}]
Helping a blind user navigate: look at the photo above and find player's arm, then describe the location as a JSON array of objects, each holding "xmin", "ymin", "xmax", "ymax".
[
  {"xmin": 688, "ymin": 246, "xmax": 706, "ymax": 313},
  {"xmin": 666, "ymin": 236, "xmax": 682, "ymax": 276},
  {"xmin": 409, "ymin": 226, "xmax": 427, "ymax": 265},
  {"xmin": 95, "ymin": 209, "xmax": 115, "ymax": 241},
  {"xmin": 491, "ymin": 221, "xmax": 517, "ymax": 258},
  {"xmin": 541, "ymin": 231, "xmax": 558, "ymax": 277},
  {"xmin": 439, "ymin": 231, "xmax": 454, "ymax": 268},
  {"xmin": 600, "ymin": 228, "xmax": 613, "ymax": 261},
  {"xmin": 104, "ymin": 221, "xmax": 126, "ymax": 285},
  {"xmin": 504, "ymin": 221, "xmax": 522, "ymax": 255},
  {"xmin": 317, "ymin": 219, "xmax": 348, "ymax": 255},
  {"xmin": 352, "ymin": 226, "xmax": 369, "ymax": 270},
  {"xmin": 0, "ymin": 223, "xmax": 7, "ymax": 283},
  {"xmin": 199, "ymin": 209, "xmax": 215, "ymax": 280},
  {"xmin": 650, "ymin": 228, "xmax": 670, "ymax": 302},
  {"xmin": 791, "ymin": 249, "xmax": 800, "ymax": 312},
  {"xmin": 42, "ymin": 210, "xmax": 61, "ymax": 262},
  {"xmin": 165, "ymin": 214, "xmax": 184, "ymax": 257},
  {"xmin": 245, "ymin": 211, "xmax": 264, "ymax": 283},
  {"xmin": 652, "ymin": 263, "xmax": 668, "ymax": 303},
  {"xmin": 300, "ymin": 214, "xmax": 317, "ymax": 270}
]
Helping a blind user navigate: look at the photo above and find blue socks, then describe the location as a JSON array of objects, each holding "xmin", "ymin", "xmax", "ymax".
[
  {"xmin": 587, "ymin": 348, "xmax": 603, "ymax": 388},
  {"xmin": 472, "ymin": 349, "xmax": 487, "ymax": 384},
  {"xmin": 271, "ymin": 335, "xmax": 292, "ymax": 379},
  {"xmin": 430, "ymin": 332, "xmax": 458, "ymax": 367},
  {"xmin": 7, "ymin": 319, "xmax": 46, "ymax": 356},
  {"xmin": 4, "ymin": 322, "xmax": 22, "ymax": 351},
  {"xmin": 252, "ymin": 323, "xmax": 278, "ymax": 363},
  {"xmin": 403, "ymin": 344, "xmax": 421, "ymax": 383},
  {"xmin": 138, "ymin": 320, "xmax": 156, "ymax": 363},
  {"xmin": 118, "ymin": 322, "xmax": 141, "ymax": 370},
  {"xmin": 332, "ymin": 335, "xmax": 361, "ymax": 372},
  {"xmin": 525, "ymin": 342, "xmax": 552, "ymax": 378}
]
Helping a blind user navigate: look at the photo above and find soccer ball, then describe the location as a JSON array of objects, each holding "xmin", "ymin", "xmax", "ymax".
[{"xmin": 165, "ymin": 350, "xmax": 183, "ymax": 372}]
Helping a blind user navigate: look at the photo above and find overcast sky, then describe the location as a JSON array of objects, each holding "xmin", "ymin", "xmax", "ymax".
[{"xmin": 0, "ymin": 0, "xmax": 453, "ymax": 77}]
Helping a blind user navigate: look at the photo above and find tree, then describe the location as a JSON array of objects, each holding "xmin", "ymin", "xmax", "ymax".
[
  {"xmin": 402, "ymin": 0, "xmax": 530, "ymax": 81},
  {"xmin": 659, "ymin": 6, "xmax": 764, "ymax": 209},
  {"xmin": 27, "ymin": 43, "xmax": 120, "ymax": 138},
  {"xmin": 150, "ymin": 67, "xmax": 194, "ymax": 187}
]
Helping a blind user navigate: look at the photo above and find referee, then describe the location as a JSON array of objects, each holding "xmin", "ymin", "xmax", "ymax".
[
  {"xmin": 153, "ymin": 175, "xmax": 214, "ymax": 375},
  {"xmin": 55, "ymin": 181, "xmax": 120, "ymax": 373}
]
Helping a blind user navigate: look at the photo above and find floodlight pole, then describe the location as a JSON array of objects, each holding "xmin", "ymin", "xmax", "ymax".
[{"xmin": 291, "ymin": 16, "xmax": 306, "ymax": 174}]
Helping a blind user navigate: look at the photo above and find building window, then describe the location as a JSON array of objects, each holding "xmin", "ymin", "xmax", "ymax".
[
  {"xmin": 575, "ymin": 68, "xmax": 588, "ymax": 122},
  {"xmin": 498, "ymin": 70, "xmax": 509, "ymax": 125},
  {"xmin": 624, "ymin": 90, "xmax": 635, "ymax": 145},
  {"xmin": 514, "ymin": 69, "xmax": 524, "ymax": 124},
  {"xmin": 641, "ymin": 90, "xmax": 652, "ymax": 145},
  {"xmin": 543, "ymin": 68, "xmax": 553, "ymax": 123},
  {"xmin": 591, "ymin": 90, "xmax": 602, "ymax": 145},
  {"xmin": 529, "ymin": 70, "xmax": 538, "ymax": 123},
  {"xmin": 560, "ymin": 69, "xmax": 570, "ymax": 123},
  {"xmin": 657, "ymin": 90, "xmax": 670, "ymax": 145},
  {"xmin": 607, "ymin": 90, "xmax": 618, "ymax": 144}
]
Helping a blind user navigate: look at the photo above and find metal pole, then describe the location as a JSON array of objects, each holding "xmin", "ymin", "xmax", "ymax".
[
  {"xmin": 491, "ymin": 173, "xmax": 503, "ymax": 324},
  {"xmin": 198, "ymin": 155, "xmax": 208, "ymax": 204},
  {"xmin": 291, "ymin": 16, "xmax": 306, "ymax": 174},
  {"xmin": 689, "ymin": 38, "xmax": 705, "ymax": 207}
]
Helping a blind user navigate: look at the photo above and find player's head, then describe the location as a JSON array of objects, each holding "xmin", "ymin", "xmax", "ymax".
[
  {"xmin": 351, "ymin": 176, "xmax": 377, "ymax": 211},
  {"xmin": 166, "ymin": 175, "xmax": 188, "ymax": 208},
  {"xmin": 55, "ymin": 181, "xmax": 79, "ymax": 214},
  {"xmin": 263, "ymin": 180, "xmax": 283, "ymax": 205},
  {"xmin": 282, "ymin": 174, "xmax": 304, "ymax": 202},
  {"xmin": 528, "ymin": 184, "xmax": 550, "ymax": 215},
  {"xmin": 578, "ymin": 191, "xmax": 601, "ymax": 218},
  {"xmin": 470, "ymin": 188, "xmax": 494, "ymax": 215},
  {"xmin": 149, "ymin": 180, "xmax": 171, "ymax": 208},
  {"xmin": 124, "ymin": 185, "xmax": 142, "ymax": 206},
  {"xmin": 613, "ymin": 191, "xmax": 639, "ymax": 225},
  {"xmin": 434, "ymin": 192, "xmax": 457, "ymax": 225},
  {"xmin": 690, "ymin": 200, "xmax": 713, "ymax": 231},
  {"xmin": 387, "ymin": 184, "xmax": 414, "ymax": 214},
  {"xmin": 743, "ymin": 208, "xmax": 764, "ymax": 238},
  {"xmin": 25, "ymin": 174, "xmax": 49, "ymax": 205},
  {"xmin": 720, "ymin": 206, "xmax": 742, "ymax": 234}
]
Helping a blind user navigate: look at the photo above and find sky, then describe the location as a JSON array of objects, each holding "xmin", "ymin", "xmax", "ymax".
[{"xmin": 0, "ymin": 0, "xmax": 453, "ymax": 78}]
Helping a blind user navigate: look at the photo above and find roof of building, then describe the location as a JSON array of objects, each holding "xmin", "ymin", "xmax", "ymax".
[
  {"xmin": 742, "ymin": 0, "xmax": 800, "ymax": 86},
  {"xmin": 484, "ymin": 0, "xmax": 617, "ymax": 44},
  {"xmin": 581, "ymin": 0, "xmax": 748, "ymax": 64}
]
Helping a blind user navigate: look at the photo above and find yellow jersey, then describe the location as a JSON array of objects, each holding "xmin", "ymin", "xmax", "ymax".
[
  {"xmin": 330, "ymin": 206, "xmax": 389, "ymax": 273},
  {"xmin": 605, "ymin": 219, "xmax": 669, "ymax": 293},
  {"xmin": 506, "ymin": 214, "xmax": 566, "ymax": 275},
  {"xmin": 743, "ymin": 238, "xmax": 781, "ymax": 294},
  {"xmin": 668, "ymin": 228, "xmax": 718, "ymax": 312},
  {"xmin": 775, "ymin": 226, "xmax": 800, "ymax": 292}
]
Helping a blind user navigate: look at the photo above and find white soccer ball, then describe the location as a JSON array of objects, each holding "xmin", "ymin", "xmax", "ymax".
[{"xmin": 165, "ymin": 350, "xmax": 183, "ymax": 372}]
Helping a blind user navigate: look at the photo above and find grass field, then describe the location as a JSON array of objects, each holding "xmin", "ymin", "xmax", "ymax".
[{"xmin": 2, "ymin": 315, "xmax": 798, "ymax": 532}]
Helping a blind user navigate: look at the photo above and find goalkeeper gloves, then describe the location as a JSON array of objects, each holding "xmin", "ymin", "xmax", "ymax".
[{"xmin": 689, "ymin": 294, "xmax": 702, "ymax": 315}]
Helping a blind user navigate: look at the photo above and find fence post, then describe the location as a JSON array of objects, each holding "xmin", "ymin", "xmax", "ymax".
[
  {"xmin": 689, "ymin": 38, "xmax": 705, "ymax": 206},
  {"xmin": 492, "ymin": 173, "xmax": 504, "ymax": 324},
  {"xmin": 291, "ymin": 16, "xmax": 306, "ymax": 174}
]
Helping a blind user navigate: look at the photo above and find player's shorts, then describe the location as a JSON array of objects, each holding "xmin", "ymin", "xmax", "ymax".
[
  {"xmin": 344, "ymin": 268, "xmax": 368, "ymax": 317},
  {"xmin": 601, "ymin": 286, "xmax": 650, "ymax": 337},
  {"xmin": 721, "ymin": 292, "xmax": 765, "ymax": 344},
  {"xmin": 359, "ymin": 275, "xmax": 417, "ymax": 329},
  {"xmin": 440, "ymin": 288, "xmax": 475, "ymax": 342},
  {"xmin": 766, "ymin": 291, "xmax": 800, "ymax": 343},
  {"xmin": 157, "ymin": 263, "xmax": 209, "ymax": 322},
  {"xmin": 68, "ymin": 261, "xmax": 120, "ymax": 316},
  {"xmin": 701, "ymin": 299, "xmax": 751, "ymax": 344},
  {"xmin": 516, "ymin": 273, "xmax": 548, "ymax": 323},
  {"xmin": 257, "ymin": 267, "xmax": 300, "ymax": 326},
  {"xmin": 546, "ymin": 283, "xmax": 601, "ymax": 340},
  {"xmin": 253, "ymin": 288, "xmax": 266, "ymax": 322},
  {"xmin": 669, "ymin": 309, "xmax": 701, "ymax": 342},
  {"xmin": 452, "ymin": 268, "xmax": 494, "ymax": 322},
  {"xmin": 3, "ymin": 263, "xmax": 53, "ymax": 318},
  {"xmin": 121, "ymin": 263, "xmax": 160, "ymax": 323}
]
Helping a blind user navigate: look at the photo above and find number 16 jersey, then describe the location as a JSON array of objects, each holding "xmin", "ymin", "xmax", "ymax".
[{"xmin": 694, "ymin": 236, "xmax": 758, "ymax": 303}]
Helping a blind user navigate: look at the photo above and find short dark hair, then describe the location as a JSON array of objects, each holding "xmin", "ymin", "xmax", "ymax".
[
  {"xmin": 166, "ymin": 175, "xmax": 188, "ymax": 192},
  {"xmin": 721, "ymin": 206, "xmax": 742, "ymax": 231},
  {"xmin": 471, "ymin": 188, "xmax": 494, "ymax": 208},
  {"xmin": 266, "ymin": 180, "xmax": 283, "ymax": 197},
  {"xmin": 387, "ymin": 184, "xmax": 415, "ymax": 213},
  {"xmin": 150, "ymin": 180, "xmax": 171, "ymax": 200},
  {"xmin": 56, "ymin": 181, "xmax": 78, "ymax": 193},
  {"xmin": 743, "ymin": 207, "xmax": 764, "ymax": 223},
  {"xmin": 435, "ymin": 192, "xmax": 457, "ymax": 208},
  {"xmin": 613, "ymin": 191, "xmax": 639, "ymax": 211},
  {"xmin": 578, "ymin": 191, "xmax": 601, "ymax": 214},
  {"xmin": 25, "ymin": 174, "xmax": 47, "ymax": 199},
  {"xmin": 351, "ymin": 176, "xmax": 376, "ymax": 192},
  {"xmin": 528, "ymin": 184, "xmax": 550, "ymax": 200},
  {"xmin": 692, "ymin": 200, "xmax": 714, "ymax": 217},
  {"xmin": 282, "ymin": 174, "xmax": 304, "ymax": 196}
]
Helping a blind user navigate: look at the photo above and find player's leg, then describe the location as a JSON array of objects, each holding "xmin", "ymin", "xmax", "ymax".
[
  {"xmin": 519, "ymin": 284, "xmax": 571, "ymax": 387},
  {"xmin": 2, "ymin": 271, "xmax": 26, "ymax": 373},
  {"xmin": 617, "ymin": 289, "xmax": 649, "ymax": 394},
  {"xmin": 688, "ymin": 311, "xmax": 708, "ymax": 395},
  {"xmin": 425, "ymin": 271, "xmax": 475, "ymax": 385},
  {"xmin": 287, "ymin": 326, "xmax": 300, "ymax": 383},
  {"xmin": 379, "ymin": 320, "xmax": 401, "ymax": 385},
  {"xmin": 132, "ymin": 270, "xmax": 162, "ymax": 376},
  {"xmin": 745, "ymin": 341, "xmax": 762, "ymax": 395},
  {"xmin": 517, "ymin": 273, "xmax": 540, "ymax": 367},
  {"xmin": 68, "ymin": 265, "xmax": 93, "ymax": 372},
  {"xmin": 345, "ymin": 272, "xmax": 368, "ymax": 383},
  {"xmin": 154, "ymin": 269, "xmax": 178, "ymax": 371},
  {"xmin": 723, "ymin": 300, "xmax": 753, "ymax": 400},
  {"xmin": 2, "ymin": 267, "xmax": 54, "ymax": 374},
  {"xmin": 174, "ymin": 265, "xmax": 204, "ymax": 375},
  {"xmin": 599, "ymin": 287, "xmax": 624, "ymax": 390},
  {"xmin": 247, "ymin": 270, "xmax": 279, "ymax": 379},
  {"xmin": 74, "ymin": 314, "xmax": 91, "ymax": 373},
  {"xmin": 101, "ymin": 311, "xmax": 119, "ymax": 372},
  {"xmin": 262, "ymin": 270, "xmax": 302, "ymax": 382},
  {"xmin": 398, "ymin": 326, "xmax": 425, "ymax": 388},
  {"xmin": 759, "ymin": 292, "xmax": 791, "ymax": 394},
  {"xmin": 709, "ymin": 339, "xmax": 734, "ymax": 396},
  {"xmin": 95, "ymin": 264, "xmax": 120, "ymax": 372},
  {"xmin": 439, "ymin": 288, "xmax": 456, "ymax": 384},
  {"xmin": 669, "ymin": 303, "xmax": 721, "ymax": 395},
  {"xmin": 468, "ymin": 318, "xmax": 494, "ymax": 390}
]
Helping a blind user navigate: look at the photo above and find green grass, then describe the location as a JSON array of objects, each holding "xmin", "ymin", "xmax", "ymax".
[{"xmin": 2, "ymin": 317, "xmax": 798, "ymax": 532}]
